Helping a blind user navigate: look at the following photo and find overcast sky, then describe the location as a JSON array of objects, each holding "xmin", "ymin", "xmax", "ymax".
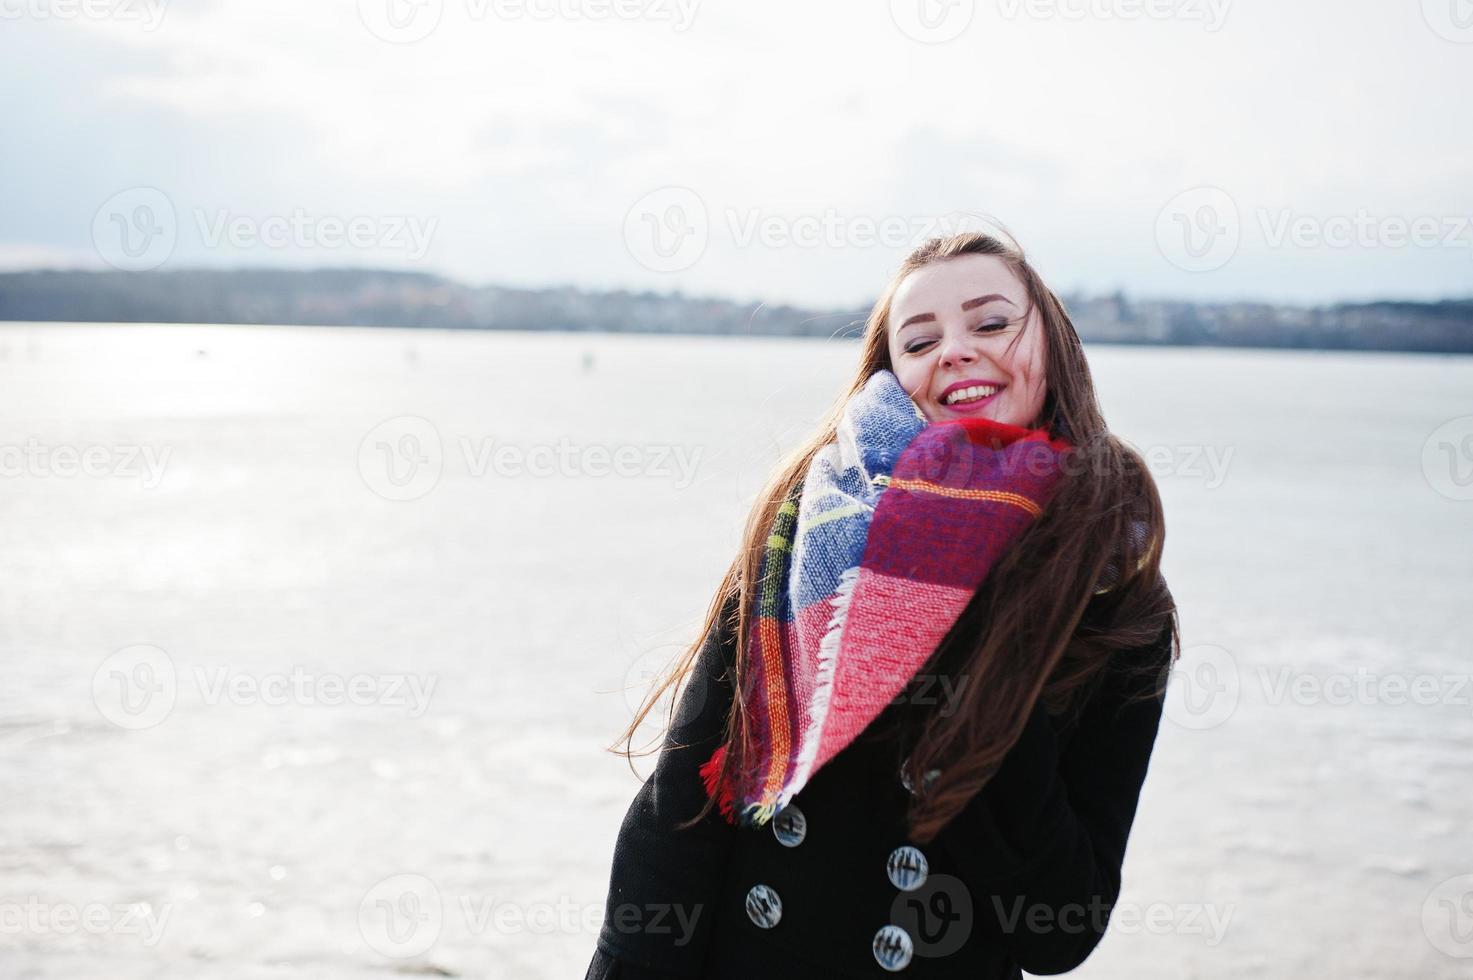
[{"xmin": 2, "ymin": 0, "xmax": 1470, "ymax": 308}]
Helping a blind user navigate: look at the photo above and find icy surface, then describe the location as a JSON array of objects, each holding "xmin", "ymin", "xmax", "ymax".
[{"xmin": 0, "ymin": 323, "xmax": 1470, "ymax": 978}]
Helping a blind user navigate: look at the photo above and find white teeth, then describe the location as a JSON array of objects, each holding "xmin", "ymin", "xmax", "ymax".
[{"xmin": 943, "ymin": 384, "xmax": 1000, "ymax": 405}]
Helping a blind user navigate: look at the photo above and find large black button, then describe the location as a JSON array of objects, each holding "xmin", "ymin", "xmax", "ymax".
[
  {"xmin": 887, "ymin": 845, "xmax": 929, "ymax": 892},
  {"xmin": 772, "ymin": 804, "xmax": 807, "ymax": 847},
  {"xmin": 745, "ymin": 883, "xmax": 782, "ymax": 928},
  {"xmin": 872, "ymin": 923, "xmax": 914, "ymax": 971}
]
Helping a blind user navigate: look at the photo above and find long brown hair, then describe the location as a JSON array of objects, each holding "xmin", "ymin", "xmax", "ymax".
[{"xmin": 610, "ymin": 229, "xmax": 1180, "ymax": 845}]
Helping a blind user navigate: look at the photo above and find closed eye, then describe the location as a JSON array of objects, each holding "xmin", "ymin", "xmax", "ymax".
[{"xmin": 902, "ymin": 320, "xmax": 1011, "ymax": 355}]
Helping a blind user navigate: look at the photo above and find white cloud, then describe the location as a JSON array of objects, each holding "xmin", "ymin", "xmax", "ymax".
[{"xmin": 2, "ymin": 0, "xmax": 1470, "ymax": 305}]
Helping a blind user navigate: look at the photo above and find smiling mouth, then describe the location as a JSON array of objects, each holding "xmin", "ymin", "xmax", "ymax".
[{"xmin": 942, "ymin": 383, "xmax": 1004, "ymax": 406}]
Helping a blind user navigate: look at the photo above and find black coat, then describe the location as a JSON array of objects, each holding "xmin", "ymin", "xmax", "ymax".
[{"xmin": 586, "ymin": 592, "xmax": 1174, "ymax": 979}]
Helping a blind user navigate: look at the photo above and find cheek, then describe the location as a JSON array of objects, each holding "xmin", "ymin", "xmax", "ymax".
[
  {"xmin": 890, "ymin": 350, "xmax": 928, "ymax": 398},
  {"xmin": 892, "ymin": 362, "xmax": 939, "ymax": 420}
]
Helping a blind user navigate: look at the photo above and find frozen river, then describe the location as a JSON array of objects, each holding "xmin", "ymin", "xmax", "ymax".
[{"xmin": 1, "ymin": 322, "xmax": 1470, "ymax": 978}]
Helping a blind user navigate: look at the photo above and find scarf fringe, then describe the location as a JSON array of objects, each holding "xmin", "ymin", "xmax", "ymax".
[
  {"xmin": 738, "ymin": 801, "xmax": 777, "ymax": 829},
  {"xmin": 698, "ymin": 743, "xmax": 737, "ymax": 825}
]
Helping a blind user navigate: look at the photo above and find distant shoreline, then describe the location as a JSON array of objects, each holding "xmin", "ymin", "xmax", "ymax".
[
  {"xmin": 2, "ymin": 268, "xmax": 1469, "ymax": 355},
  {"xmin": 5, "ymin": 321, "xmax": 1468, "ymax": 363}
]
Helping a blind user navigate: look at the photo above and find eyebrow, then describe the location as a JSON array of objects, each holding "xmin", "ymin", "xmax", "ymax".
[{"xmin": 896, "ymin": 293, "xmax": 1016, "ymax": 333}]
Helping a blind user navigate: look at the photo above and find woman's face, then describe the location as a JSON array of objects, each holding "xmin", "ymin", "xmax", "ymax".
[{"xmin": 885, "ymin": 254, "xmax": 1048, "ymax": 428}]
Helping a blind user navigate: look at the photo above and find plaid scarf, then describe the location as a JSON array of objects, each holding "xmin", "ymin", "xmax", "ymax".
[{"xmin": 699, "ymin": 368, "xmax": 1074, "ymax": 828}]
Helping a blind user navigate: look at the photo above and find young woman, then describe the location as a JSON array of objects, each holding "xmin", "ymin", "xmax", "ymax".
[{"xmin": 586, "ymin": 231, "xmax": 1181, "ymax": 978}]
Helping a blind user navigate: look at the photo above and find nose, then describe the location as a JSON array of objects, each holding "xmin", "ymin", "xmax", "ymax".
[{"xmin": 936, "ymin": 331, "xmax": 978, "ymax": 368}]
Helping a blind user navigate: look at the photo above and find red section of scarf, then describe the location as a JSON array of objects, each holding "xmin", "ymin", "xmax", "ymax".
[{"xmin": 697, "ymin": 744, "xmax": 736, "ymax": 824}]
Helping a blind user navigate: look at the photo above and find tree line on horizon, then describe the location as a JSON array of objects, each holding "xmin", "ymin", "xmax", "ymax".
[{"xmin": 0, "ymin": 268, "xmax": 1469, "ymax": 354}]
